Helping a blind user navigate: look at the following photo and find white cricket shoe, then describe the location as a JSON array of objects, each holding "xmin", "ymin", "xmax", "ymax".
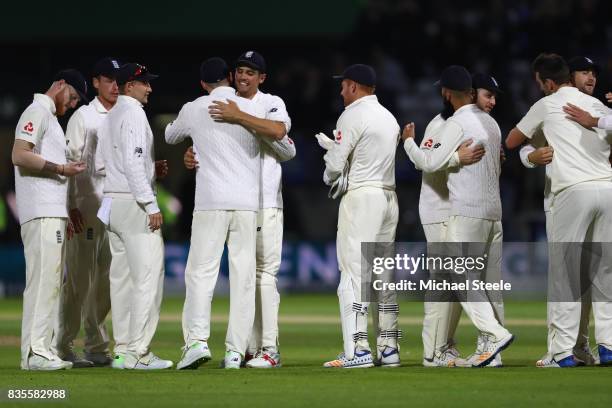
[
  {"xmin": 111, "ymin": 354, "xmax": 126, "ymax": 369},
  {"xmin": 323, "ymin": 350, "xmax": 374, "ymax": 368},
  {"xmin": 124, "ymin": 352, "xmax": 173, "ymax": 370},
  {"xmin": 177, "ymin": 341, "xmax": 212, "ymax": 370},
  {"xmin": 224, "ymin": 351, "xmax": 242, "ymax": 369},
  {"xmin": 573, "ymin": 343, "xmax": 596, "ymax": 366},
  {"xmin": 456, "ymin": 334, "xmax": 514, "ymax": 368},
  {"xmin": 536, "ymin": 355, "xmax": 583, "ymax": 368},
  {"xmin": 422, "ymin": 349, "xmax": 457, "ymax": 367},
  {"xmin": 377, "ymin": 346, "xmax": 400, "ymax": 367},
  {"xmin": 246, "ymin": 349, "xmax": 281, "ymax": 368},
  {"xmin": 25, "ymin": 354, "xmax": 72, "ymax": 371},
  {"xmin": 61, "ymin": 351, "xmax": 94, "ymax": 368}
]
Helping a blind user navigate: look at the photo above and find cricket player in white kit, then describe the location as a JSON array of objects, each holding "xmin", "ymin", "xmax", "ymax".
[
  {"xmin": 167, "ymin": 57, "xmax": 269, "ymax": 370},
  {"xmin": 419, "ymin": 73, "xmax": 506, "ymax": 367},
  {"xmin": 320, "ymin": 64, "xmax": 400, "ymax": 369},
  {"xmin": 507, "ymin": 53, "xmax": 612, "ymax": 367},
  {"xmin": 197, "ymin": 51, "xmax": 296, "ymax": 368},
  {"xmin": 99, "ymin": 63, "xmax": 172, "ymax": 370},
  {"xmin": 404, "ymin": 65, "xmax": 514, "ymax": 368},
  {"xmin": 12, "ymin": 70, "xmax": 88, "ymax": 370},
  {"xmin": 54, "ymin": 58, "xmax": 121, "ymax": 368},
  {"xmin": 519, "ymin": 55, "xmax": 606, "ymax": 366}
]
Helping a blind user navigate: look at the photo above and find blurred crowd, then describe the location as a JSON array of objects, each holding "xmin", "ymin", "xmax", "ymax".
[{"xmin": 0, "ymin": 0, "xmax": 610, "ymax": 243}]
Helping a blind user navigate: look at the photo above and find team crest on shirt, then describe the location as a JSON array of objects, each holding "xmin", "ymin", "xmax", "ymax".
[
  {"xmin": 22, "ymin": 121, "xmax": 34, "ymax": 135},
  {"xmin": 422, "ymin": 139, "xmax": 433, "ymax": 149}
]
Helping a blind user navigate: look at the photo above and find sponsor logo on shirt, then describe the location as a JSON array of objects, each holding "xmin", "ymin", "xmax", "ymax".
[
  {"xmin": 21, "ymin": 121, "xmax": 34, "ymax": 136},
  {"xmin": 288, "ymin": 138, "xmax": 294, "ymax": 145},
  {"xmin": 422, "ymin": 139, "xmax": 433, "ymax": 149},
  {"xmin": 269, "ymin": 108, "xmax": 278, "ymax": 113},
  {"xmin": 433, "ymin": 143, "xmax": 441, "ymax": 149},
  {"xmin": 134, "ymin": 147, "xmax": 143, "ymax": 157},
  {"xmin": 335, "ymin": 131, "xmax": 342, "ymax": 143},
  {"xmin": 87, "ymin": 228, "xmax": 94, "ymax": 241},
  {"xmin": 56, "ymin": 230, "xmax": 63, "ymax": 244}
]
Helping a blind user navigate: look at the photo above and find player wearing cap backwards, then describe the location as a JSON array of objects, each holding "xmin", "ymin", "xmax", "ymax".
[
  {"xmin": 166, "ymin": 57, "xmax": 269, "ymax": 370},
  {"xmin": 506, "ymin": 53, "xmax": 612, "ymax": 367},
  {"xmin": 12, "ymin": 69, "xmax": 87, "ymax": 370},
  {"xmin": 317, "ymin": 64, "xmax": 400, "ymax": 369},
  {"xmin": 98, "ymin": 63, "xmax": 172, "ymax": 370},
  {"xmin": 53, "ymin": 58, "xmax": 121, "ymax": 368},
  {"xmin": 404, "ymin": 66, "xmax": 514, "ymax": 368},
  {"xmin": 519, "ymin": 56, "xmax": 606, "ymax": 366},
  {"xmin": 185, "ymin": 51, "xmax": 295, "ymax": 369},
  {"xmin": 420, "ymin": 73, "xmax": 505, "ymax": 368}
]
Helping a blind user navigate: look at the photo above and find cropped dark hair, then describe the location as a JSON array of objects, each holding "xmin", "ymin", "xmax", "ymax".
[{"xmin": 532, "ymin": 53, "xmax": 570, "ymax": 85}]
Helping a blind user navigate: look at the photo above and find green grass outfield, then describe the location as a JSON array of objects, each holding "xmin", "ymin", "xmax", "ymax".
[{"xmin": 0, "ymin": 295, "xmax": 611, "ymax": 408}]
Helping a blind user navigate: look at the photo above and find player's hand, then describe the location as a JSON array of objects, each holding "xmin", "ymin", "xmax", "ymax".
[
  {"xmin": 563, "ymin": 103, "xmax": 598, "ymax": 129},
  {"xmin": 527, "ymin": 146, "xmax": 554, "ymax": 165},
  {"xmin": 155, "ymin": 160, "xmax": 169, "ymax": 179},
  {"xmin": 184, "ymin": 146, "xmax": 199, "ymax": 170},
  {"xmin": 46, "ymin": 80, "xmax": 67, "ymax": 99},
  {"xmin": 401, "ymin": 123, "xmax": 415, "ymax": 141},
  {"xmin": 209, "ymin": 99, "xmax": 243, "ymax": 123},
  {"xmin": 315, "ymin": 132, "xmax": 335, "ymax": 150},
  {"xmin": 457, "ymin": 139, "xmax": 485, "ymax": 165},
  {"xmin": 69, "ymin": 208, "xmax": 85, "ymax": 234},
  {"xmin": 148, "ymin": 212, "xmax": 163, "ymax": 232},
  {"xmin": 63, "ymin": 161, "xmax": 87, "ymax": 176},
  {"xmin": 606, "ymin": 92, "xmax": 612, "ymax": 104},
  {"xmin": 67, "ymin": 221, "xmax": 75, "ymax": 241}
]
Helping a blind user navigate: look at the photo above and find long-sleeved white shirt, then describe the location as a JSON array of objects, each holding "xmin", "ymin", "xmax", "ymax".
[
  {"xmin": 65, "ymin": 97, "xmax": 109, "ymax": 209},
  {"xmin": 165, "ymin": 86, "xmax": 265, "ymax": 211},
  {"xmin": 516, "ymin": 86, "xmax": 612, "ymax": 194},
  {"xmin": 100, "ymin": 95, "xmax": 159, "ymax": 214},
  {"xmin": 324, "ymin": 95, "xmax": 399, "ymax": 191},
  {"xmin": 14, "ymin": 94, "xmax": 68, "ymax": 224},
  {"xmin": 251, "ymin": 91, "xmax": 295, "ymax": 208},
  {"xmin": 415, "ymin": 114, "xmax": 461, "ymax": 225},
  {"xmin": 518, "ymin": 131, "xmax": 552, "ymax": 212}
]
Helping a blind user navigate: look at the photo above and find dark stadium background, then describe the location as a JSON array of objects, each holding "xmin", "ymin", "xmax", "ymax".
[{"xmin": 0, "ymin": 0, "xmax": 610, "ymax": 293}]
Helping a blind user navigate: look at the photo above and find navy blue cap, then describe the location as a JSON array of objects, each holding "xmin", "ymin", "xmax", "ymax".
[
  {"xmin": 472, "ymin": 73, "xmax": 502, "ymax": 94},
  {"xmin": 200, "ymin": 57, "xmax": 229, "ymax": 83},
  {"xmin": 235, "ymin": 51, "xmax": 266, "ymax": 73},
  {"xmin": 435, "ymin": 65, "xmax": 472, "ymax": 91},
  {"xmin": 568, "ymin": 56, "xmax": 600, "ymax": 75},
  {"xmin": 53, "ymin": 69, "xmax": 88, "ymax": 102},
  {"xmin": 333, "ymin": 64, "xmax": 377, "ymax": 87},
  {"xmin": 116, "ymin": 63, "xmax": 158, "ymax": 86},
  {"xmin": 92, "ymin": 57, "xmax": 121, "ymax": 78}
]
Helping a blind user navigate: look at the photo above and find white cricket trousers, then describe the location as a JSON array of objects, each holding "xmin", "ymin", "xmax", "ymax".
[
  {"xmin": 107, "ymin": 198, "xmax": 164, "ymax": 358},
  {"xmin": 446, "ymin": 215, "xmax": 509, "ymax": 342},
  {"xmin": 548, "ymin": 181, "xmax": 612, "ymax": 360},
  {"xmin": 421, "ymin": 222, "xmax": 462, "ymax": 359},
  {"xmin": 336, "ymin": 187, "xmax": 398, "ymax": 359},
  {"xmin": 55, "ymin": 196, "xmax": 111, "ymax": 356},
  {"xmin": 20, "ymin": 217, "xmax": 66, "ymax": 368},
  {"xmin": 248, "ymin": 208, "xmax": 283, "ymax": 353},
  {"xmin": 182, "ymin": 210, "xmax": 257, "ymax": 355}
]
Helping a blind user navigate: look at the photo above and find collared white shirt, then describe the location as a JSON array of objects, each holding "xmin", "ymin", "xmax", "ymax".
[
  {"xmin": 324, "ymin": 95, "xmax": 400, "ymax": 191},
  {"xmin": 516, "ymin": 86, "xmax": 612, "ymax": 194},
  {"xmin": 14, "ymin": 94, "xmax": 68, "ymax": 224}
]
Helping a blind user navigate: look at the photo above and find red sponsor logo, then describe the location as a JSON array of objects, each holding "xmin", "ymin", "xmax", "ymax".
[
  {"xmin": 423, "ymin": 139, "xmax": 433, "ymax": 149},
  {"xmin": 335, "ymin": 131, "xmax": 342, "ymax": 142},
  {"xmin": 288, "ymin": 138, "xmax": 294, "ymax": 145},
  {"xmin": 23, "ymin": 122, "xmax": 34, "ymax": 133}
]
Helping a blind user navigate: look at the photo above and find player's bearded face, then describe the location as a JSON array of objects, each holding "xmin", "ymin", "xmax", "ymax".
[
  {"xmin": 572, "ymin": 70, "xmax": 596, "ymax": 95},
  {"xmin": 55, "ymin": 85, "xmax": 79, "ymax": 116},
  {"xmin": 440, "ymin": 91, "xmax": 454, "ymax": 119}
]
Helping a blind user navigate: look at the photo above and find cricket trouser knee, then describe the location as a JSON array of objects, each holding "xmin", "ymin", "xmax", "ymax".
[
  {"xmin": 249, "ymin": 208, "xmax": 283, "ymax": 352},
  {"xmin": 181, "ymin": 211, "xmax": 227, "ymax": 345},
  {"xmin": 55, "ymin": 232, "xmax": 92, "ymax": 356},
  {"xmin": 20, "ymin": 218, "xmax": 66, "ymax": 368},
  {"xmin": 225, "ymin": 211, "xmax": 257, "ymax": 355},
  {"xmin": 108, "ymin": 229, "xmax": 131, "ymax": 356}
]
